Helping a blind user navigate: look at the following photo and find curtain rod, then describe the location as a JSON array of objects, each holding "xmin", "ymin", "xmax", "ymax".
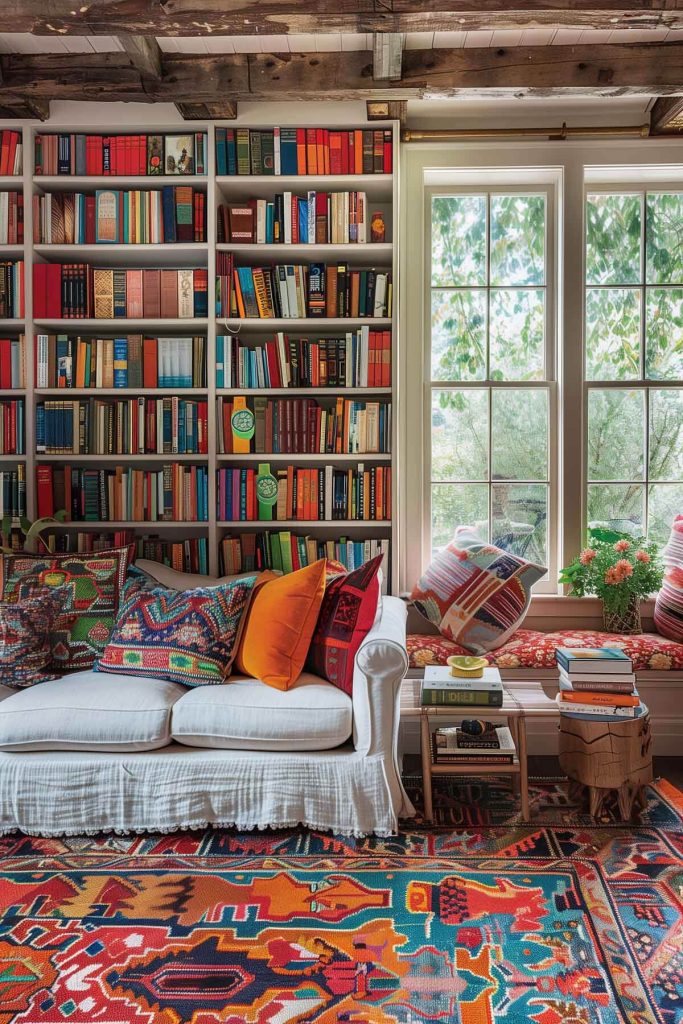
[{"xmin": 402, "ymin": 123, "xmax": 650, "ymax": 142}]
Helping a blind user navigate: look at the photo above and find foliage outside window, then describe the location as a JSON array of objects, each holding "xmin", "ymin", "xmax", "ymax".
[
  {"xmin": 585, "ymin": 191, "xmax": 683, "ymax": 544},
  {"xmin": 429, "ymin": 192, "xmax": 552, "ymax": 572}
]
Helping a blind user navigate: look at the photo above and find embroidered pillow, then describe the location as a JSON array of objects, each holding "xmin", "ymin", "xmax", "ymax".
[
  {"xmin": 97, "ymin": 575, "xmax": 257, "ymax": 686},
  {"xmin": 0, "ymin": 589, "xmax": 65, "ymax": 687},
  {"xmin": 654, "ymin": 513, "xmax": 683, "ymax": 642},
  {"xmin": 306, "ymin": 554, "xmax": 384, "ymax": 695},
  {"xmin": 410, "ymin": 526, "xmax": 546, "ymax": 653},
  {"xmin": 0, "ymin": 547, "xmax": 133, "ymax": 671}
]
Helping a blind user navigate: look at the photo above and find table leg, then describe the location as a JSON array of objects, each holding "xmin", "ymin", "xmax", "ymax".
[
  {"xmin": 507, "ymin": 716, "xmax": 520, "ymax": 795},
  {"xmin": 420, "ymin": 713, "xmax": 434, "ymax": 823},
  {"xmin": 518, "ymin": 716, "xmax": 530, "ymax": 822}
]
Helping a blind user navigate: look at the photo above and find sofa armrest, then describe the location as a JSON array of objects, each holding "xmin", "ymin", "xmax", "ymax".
[{"xmin": 352, "ymin": 596, "xmax": 408, "ymax": 759}]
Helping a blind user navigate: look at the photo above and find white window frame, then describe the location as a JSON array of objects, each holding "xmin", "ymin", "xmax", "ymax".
[
  {"xmin": 424, "ymin": 183, "xmax": 558, "ymax": 591},
  {"xmin": 582, "ymin": 181, "xmax": 683, "ymax": 541}
]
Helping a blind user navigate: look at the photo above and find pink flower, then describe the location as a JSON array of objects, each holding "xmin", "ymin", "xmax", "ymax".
[
  {"xmin": 635, "ymin": 550, "xmax": 650, "ymax": 563},
  {"xmin": 579, "ymin": 548, "xmax": 597, "ymax": 565},
  {"xmin": 614, "ymin": 558, "xmax": 633, "ymax": 579},
  {"xmin": 614, "ymin": 539, "xmax": 631, "ymax": 552},
  {"xmin": 604, "ymin": 567, "xmax": 620, "ymax": 585}
]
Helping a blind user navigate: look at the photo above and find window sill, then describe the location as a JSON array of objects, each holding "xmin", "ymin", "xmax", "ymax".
[{"xmin": 527, "ymin": 594, "xmax": 656, "ymax": 630}]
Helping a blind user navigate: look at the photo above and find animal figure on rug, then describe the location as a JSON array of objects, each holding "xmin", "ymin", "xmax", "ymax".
[{"xmin": 407, "ymin": 874, "xmax": 548, "ymax": 932}]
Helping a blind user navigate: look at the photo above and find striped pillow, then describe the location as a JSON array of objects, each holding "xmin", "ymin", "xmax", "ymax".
[{"xmin": 654, "ymin": 514, "xmax": 683, "ymax": 642}]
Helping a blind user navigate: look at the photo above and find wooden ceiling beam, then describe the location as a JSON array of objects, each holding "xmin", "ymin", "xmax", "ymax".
[
  {"xmin": 650, "ymin": 95, "xmax": 683, "ymax": 133},
  {"xmin": 117, "ymin": 33, "xmax": 163, "ymax": 81},
  {"xmin": 373, "ymin": 33, "xmax": 404, "ymax": 82},
  {"xmin": 1, "ymin": 44, "xmax": 683, "ymax": 106},
  {"xmin": 5, "ymin": 1, "xmax": 683, "ymax": 36}
]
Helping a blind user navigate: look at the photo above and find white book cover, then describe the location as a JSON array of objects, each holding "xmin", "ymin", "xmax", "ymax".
[
  {"xmin": 285, "ymin": 265, "xmax": 298, "ymax": 318},
  {"xmin": 284, "ymin": 191, "xmax": 292, "ymax": 244},
  {"xmin": 273, "ymin": 127, "xmax": 281, "ymax": 176},
  {"xmin": 360, "ymin": 325, "xmax": 369, "ymax": 387},
  {"xmin": 374, "ymin": 274, "xmax": 387, "ymax": 317},
  {"xmin": 276, "ymin": 269, "xmax": 290, "ymax": 319},
  {"xmin": 37, "ymin": 335, "xmax": 48, "ymax": 387},
  {"xmin": 307, "ymin": 191, "xmax": 316, "ymax": 245},
  {"xmin": 256, "ymin": 199, "xmax": 267, "ymax": 245},
  {"xmin": 324, "ymin": 464, "xmax": 333, "ymax": 520},
  {"xmin": 276, "ymin": 332, "xmax": 290, "ymax": 386},
  {"xmin": 423, "ymin": 665, "xmax": 502, "ymax": 690}
]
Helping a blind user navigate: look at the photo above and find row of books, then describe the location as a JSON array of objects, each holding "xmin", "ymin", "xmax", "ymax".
[
  {"xmin": 218, "ymin": 191, "xmax": 378, "ymax": 245},
  {"xmin": 216, "ymin": 465, "xmax": 392, "ymax": 523},
  {"xmin": 220, "ymin": 532, "xmax": 388, "ymax": 579},
  {"xmin": 0, "ymin": 337, "xmax": 24, "ymax": 389},
  {"xmin": 53, "ymin": 531, "xmax": 209, "ymax": 575},
  {"xmin": 555, "ymin": 647, "xmax": 641, "ymax": 720},
  {"xmin": 432, "ymin": 725, "xmax": 516, "ymax": 766},
  {"xmin": 0, "ymin": 192, "xmax": 24, "ymax": 245},
  {"xmin": 35, "ymin": 133, "xmax": 208, "ymax": 177},
  {"xmin": 217, "ymin": 396, "xmax": 391, "ymax": 455},
  {"xmin": 0, "ymin": 132, "xmax": 22, "ymax": 176},
  {"xmin": 215, "ymin": 127, "xmax": 392, "ymax": 177},
  {"xmin": 35, "ymin": 334, "xmax": 207, "ymax": 389},
  {"xmin": 35, "ymin": 398, "xmax": 209, "ymax": 456},
  {"xmin": 36, "ymin": 464, "xmax": 209, "ymax": 522},
  {"xmin": 216, "ymin": 255, "xmax": 392, "ymax": 319},
  {"xmin": 0, "ymin": 467, "xmax": 26, "ymax": 519},
  {"xmin": 0, "ymin": 261, "xmax": 24, "ymax": 318},
  {"xmin": 0, "ymin": 400, "xmax": 24, "ymax": 454},
  {"xmin": 216, "ymin": 329, "xmax": 390, "ymax": 389},
  {"xmin": 34, "ymin": 188, "xmax": 207, "ymax": 245},
  {"xmin": 32, "ymin": 265, "xmax": 209, "ymax": 319}
]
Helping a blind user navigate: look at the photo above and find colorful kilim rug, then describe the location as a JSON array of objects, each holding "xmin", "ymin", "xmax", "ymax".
[{"xmin": 0, "ymin": 778, "xmax": 681, "ymax": 1023}]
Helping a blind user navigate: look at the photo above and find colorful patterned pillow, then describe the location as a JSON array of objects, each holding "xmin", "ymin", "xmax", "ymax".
[
  {"xmin": 654, "ymin": 513, "xmax": 683, "ymax": 642},
  {"xmin": 97, "ymin": 575, "xmax": 258, "ymax": 686},
  {"xmin": 306, "ymin": 554, "xmax": 384, "ymax": 695},
  {"xmin": 0, "ymin": 589, "xmax": 65, "ymax": 687},
  {"xmin": 409, "ymin": 526, "xmax": 546, "ymax": 653},
  {"xmin": 0, "ymin": 547, "xmax": 133, "ymax": 671}
]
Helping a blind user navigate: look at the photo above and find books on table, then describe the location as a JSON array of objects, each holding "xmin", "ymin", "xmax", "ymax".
[
  {"xmin": 432, "ymin": 725, "xmax": 516, "ymax": 765},
  {"xmin": 554, "ymin": 647, "xmax": 640, "ymax": 721},
  {"xmin": 421, "ymin": 666, "xmax": 503, "ymax": 707}
]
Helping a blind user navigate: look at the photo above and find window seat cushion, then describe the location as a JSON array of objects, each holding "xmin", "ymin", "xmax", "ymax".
[{"xmin": 407, "ymin": 628, "xmax": 683, "ymax": 672}]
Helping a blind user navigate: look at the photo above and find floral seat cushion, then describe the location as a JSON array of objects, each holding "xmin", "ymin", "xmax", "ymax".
[{"xmin": 408, "ymin": 628, "xmax": 683, "ymax": 672}]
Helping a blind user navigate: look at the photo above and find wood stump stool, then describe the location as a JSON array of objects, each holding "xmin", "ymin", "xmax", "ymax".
[{"xmin": 558, "ymin": 706, "xmax": 652, "ymax": 821}]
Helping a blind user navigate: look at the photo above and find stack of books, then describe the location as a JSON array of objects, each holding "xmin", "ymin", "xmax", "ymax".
[
  {"xmin": 432, "ymin": 725, "xmax": 516, "ymax": 766},
  {"xmin": 555, "ymin": 647, "xmax": 642, "ymax": 720},
  {"xmin": 420, "ymin": 666, "xmax": 503, "ymax": 707}
]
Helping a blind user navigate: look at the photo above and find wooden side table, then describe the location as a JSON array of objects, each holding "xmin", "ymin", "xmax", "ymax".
[
  {"xmin": 401, "ymin": 680, "xmax": 559, "ymax": 823},
  {"xmin": 558, "ymin": 704, "xmax": 652, "ymax": 820}
]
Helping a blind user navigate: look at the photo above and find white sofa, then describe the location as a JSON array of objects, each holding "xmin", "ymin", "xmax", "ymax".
[{"xmin": 0, "ymin": 593, "xmax": 413, "ymax": 837}]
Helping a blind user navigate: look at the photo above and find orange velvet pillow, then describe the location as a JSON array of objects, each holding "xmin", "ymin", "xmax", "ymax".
[{"xmin": 235, "ymin": 559, "xmax": 327, "ymax": 690}]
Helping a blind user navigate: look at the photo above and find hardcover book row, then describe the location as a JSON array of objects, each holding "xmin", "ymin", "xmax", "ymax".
[
  {"xmin": 33, "ymin": 265, "xmax": 209, "ymax": 319},
  {"xmin": 52, "ymin": 531, "xmax": 210, "ymax": 576},
  {"xmin": 0, "ymin": 399, "xmax": 24, "ymax": 454},
  {"xmin": 0, "ymin": 132, "xmax": 22, "ymax": 176},
  {"xmin": 215, "ymin": 127, "xmax": 392, "ymax": 177},
  {"xmin": 0, "ymin": 192, "xmax": 24, "ymax": 245},
  {"xmin": 35, "ymin": 335, "xmax": 207, "ymax": 390},
  {"xmin": 0, "ymin": 337, "xmax": 24, "ymax": 389},
  {"xmin": 0, "ymin": 261, "xmax": 24, "ymax": 318},
  {"xmin": 34, "ymin": 132, "xmax": 208, "ymax": 177},
  {"xmin": 220, "ymin": 532, "xmax": 389, "ymax": 578},
  {"xmin": 218, "ymin": 191, "xmax": 382, "ymax": 245}
]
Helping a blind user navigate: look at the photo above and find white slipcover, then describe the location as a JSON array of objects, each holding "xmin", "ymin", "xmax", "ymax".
[
  {"xmin": 0, "ymin": 597, "xmax": 413, "ymax": 836},
  {"xmin": 172, "ymin": 673, "xmax": 352, "ymax": 751},
  {"xmin": 0, "ymin": 672, "xmax": 184, "ymax": 752}
]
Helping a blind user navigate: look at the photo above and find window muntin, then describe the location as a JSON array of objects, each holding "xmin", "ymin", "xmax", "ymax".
[
  {"xmin": 428, "ymin": 191, "xmax": 553, "ymax": 571},
  {"xmin": 585, "ymin": 191, "xmax": 683, "ymax": 543}
]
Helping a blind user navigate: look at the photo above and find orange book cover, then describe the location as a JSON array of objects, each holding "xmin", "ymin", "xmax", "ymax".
[
  {"xmin": 386, "ymin": 467, "xmax": 392, "ymax": 519},
  {"xmin": 350, "ymin": 271, "xmax": 360, "ymax": 318},
  {"xmin": 143, "ymin": 337, "xmax": 158, "ymax": 388},
  {"xmin": 296, "ymin": 128, "xmax": 307, "ymax": 174},
  {"xmin": 306, "ymin": 129, "xmax": 317, "ymax": 175},
  {"xmin": 354, "ymin": 130, "xmax": 363, "ymax": 174},
  {"xmin": 232, "ymin": 269, "xmax": 246, "ymax": 318},
  {"xmin": 561, "ymin": 690, "xmax": 638, "ymax": 707},
  {"xmin": 286, "ymin": 464, "xmax": 294, "ymax": 519},
  {"xmin": 75, "ymin": 339, "xmax": 87, "ymax": 389},
  {"xmin": 376, "ymin": 465, "xmax": 384, "ymax": 520}
]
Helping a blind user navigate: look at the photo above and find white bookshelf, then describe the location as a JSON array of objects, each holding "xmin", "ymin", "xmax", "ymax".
[{"xmin": 0, "ymin": 121, "xmax": 399, "ymax": 586}]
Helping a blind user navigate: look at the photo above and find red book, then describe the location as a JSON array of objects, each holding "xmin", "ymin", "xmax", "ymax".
[
  {"xmin": 0, "ymin": 342, "xmax": 10, "ymax": 389},
  {"xmin": 383, "ymin": 129, "xmax": 393, "ymax": 173},
  {"xmin": 85, "ymin": 196, "xmax": 96, "ymax": 244},
  {"xmin": 7, "ymin": 133, "xmax": 18, "ymax": 177},
  {"xmin": 382, "ymin": 330, "xmax": 391, "ymax": 386},
  {"xmin": 142, "ymin": 269, "xmax": 161, "ymax": 318},
  {"xmin": 0, "ymin": 136, "xmax": 9, "ymax": 176},
  {"xmin": 315, "ymin": 129, "xmax": 325, "ymax": 176},
  {"xmin": 33, "ymin": 263, "xmax": 47, "ymax": 318},
  {"xmin": 246, "ymin": 468, "xmax": 255, "ymax": 520},
  {"xmin": 143, "ymin": 337, "xmax": 158, "ymax": 387},
  {"xmin": 36, "ymin": 465, "xmax": 54, "ymax": 518},
  {"xmin": 94, "ymin": 136, "xmax": 104, "ymax": 175},
  {"xmin": 265, "ymin": 340, "xmax": 281, "ymax": 388},
  {"xmin": 329, "ymin": 131, "xmax": 342, "ymax": 175},
  {"xmin": 46, "ymin": 263, "xmax": 62, "ymax": 319}
]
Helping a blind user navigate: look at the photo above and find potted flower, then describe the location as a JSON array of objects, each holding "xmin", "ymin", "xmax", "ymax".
[{"xmin": 559, "ymin": 534, "xmax": 663, "ymax": 634}]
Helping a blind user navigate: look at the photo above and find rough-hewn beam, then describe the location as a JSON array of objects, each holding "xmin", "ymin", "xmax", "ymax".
[
  {"xmin": 650, "ymin": 95, "xmax": 683, "ymax": 133},
  {"xmin": 5, "ymin": 1, "xmax": 683, "ymax": 35},
  {"xmin": 175, "ymin": 100, "xmax": 238, "ymax": 119},
  {"xmin": 0, "ymin": 98, "xmax": 49, "ymax": 120},
  {"xmin": 373, "ymin": 33, "xmax": 404, "ymax": 82},
  {"xmin": 118, "ymin": 33, "xmax": 163, "ymax": 80},
  {"xmin": 1, "ymin": 44, "xmax": 683, "ymax": 106},
  {"xmin": 367, "ymin": 100, "xmax": 408, "ymax": 123}
]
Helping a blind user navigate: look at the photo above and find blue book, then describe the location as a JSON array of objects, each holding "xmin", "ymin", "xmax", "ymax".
[
  {"xmin": 113, "ymin": 338, "xmax": 128, "ymax": 388},
  {"xmin": 556, "ymin": 647, "xmax": 632, "ymax": 674},
  {"xmin": 216, "ymin": 335, "xmax": 224, "ymax": 388},
  {"xmin": 226, "ymin": 129, "xmax": 237, "ymax": 176},
  {"xmin": 266, "ymin": 203, "xmax": 274, "ymax": 244},
  {"xmin": 161, "ymin": 186, "xmax": 176, "ymax": 243},
  {"xmin": 35, "ymin": 405, "xmax": 45, "ymax": 453},
  {"xmin": 298, "ymin": 199, "xmax": 308, "ymax": 243},
  {"xmin": 236, "ymin": 267, "xmax": 259, "ymax": 318},
  {"xmin": 280, "ymin": 128, "xmax": 298, "ymax": 175},
  {"xmin": 215, "ymin": 128, "xmax": 227, "ymax": 176}
]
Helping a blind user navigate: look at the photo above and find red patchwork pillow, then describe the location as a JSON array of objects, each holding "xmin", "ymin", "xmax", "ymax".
[{"xmin": 306, "ymin": 554, "xmax": 384, "ymax": 695}]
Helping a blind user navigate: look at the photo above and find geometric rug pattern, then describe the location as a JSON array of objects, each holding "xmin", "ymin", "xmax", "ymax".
[{"xmin": 0, "ymin": 778, "xmax": 681, "ymax": 1023}]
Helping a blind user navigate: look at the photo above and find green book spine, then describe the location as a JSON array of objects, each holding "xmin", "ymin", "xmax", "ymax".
[
  {"xmin": 421, "ymin": 690, "xmax": 504, "ymax": 707},
  {"xmin": 270, "ymin": 532, "xmax": 283, "ymax": 573},
  {"xmin": 236, "ymin": 129, "xmax": 251, "ymax": 175},
  {"xmin": 279, "ymin": 531, "xmax": 294, "ymax": 574}
]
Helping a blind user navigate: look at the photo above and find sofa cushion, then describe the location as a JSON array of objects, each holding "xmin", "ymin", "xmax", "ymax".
[
  {"xmin": 171, "ymin": 673, "xmax": 352, "ymax": 751},
  {"xmin": 409, "ymin": 526, "xmax": 546, "ymax": 653},
  {"xmin": 655, "ymin": 514, "xmax": 683, "ymax": 642},
  {"xmin": 0, "ymin": 672, "xmax": 185, "ymax": 752},
  {"xmin": 407, "ymin": 628, "xmax": 683, "ymax": 672}
]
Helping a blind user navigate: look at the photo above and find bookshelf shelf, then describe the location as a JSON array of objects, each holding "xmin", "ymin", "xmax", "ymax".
[
  {"xmin": 215, "ymin": 387, "xmax": 391, "ymax": 396},
  {"xmin": 2, "ymin": 120, "xmax": 398, "ymax": 583},
  {"xmin": 216, "ymin": 243, "xmax": 392, "ymax": 262},
  {"xmin": 217, "ymin": 520, "xmax": 391, "ymax": 530},
  {"xmin": 34, "ymin": 176, "xmax": 209, "ymax": 190},
  {"xmin": 216, "ymin": 453, "xmax": 391, "ymax": 463},
  {"xmin": 34, "ymin": 318, "xmax": 209, "ymax": 330}
]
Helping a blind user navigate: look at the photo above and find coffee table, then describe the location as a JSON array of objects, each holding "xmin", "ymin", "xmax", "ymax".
[{"xmin": 401, "ymin": 679, "xmax": 558, "ymax": 823}]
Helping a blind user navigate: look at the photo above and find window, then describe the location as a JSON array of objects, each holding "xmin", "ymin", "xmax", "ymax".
[
  {"xmin": 428, "ymin": 190, "xmax": 554, "ymax": 575},
  {"xmin": 585, "ymin": 190, "xmax": 683, "ymax": 543}
]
